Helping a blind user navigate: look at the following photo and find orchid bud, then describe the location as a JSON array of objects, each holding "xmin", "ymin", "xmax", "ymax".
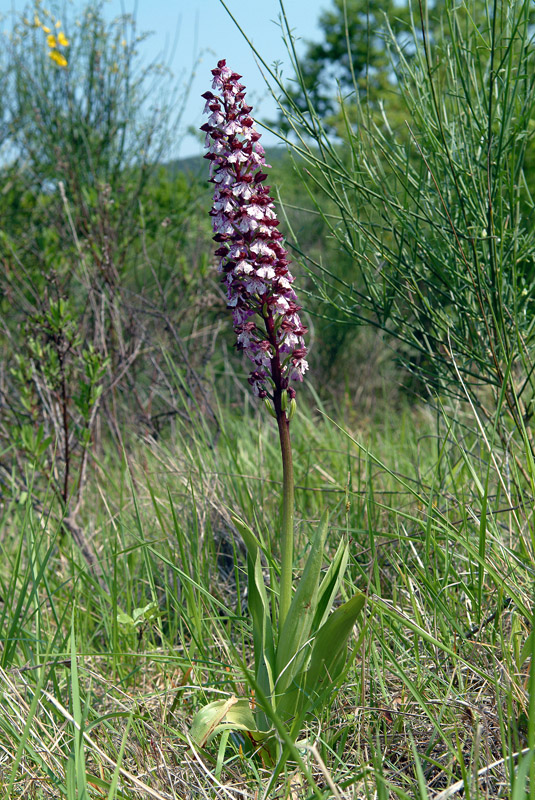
[
  {"xmin": 288, "ymin": 398, "xmax": 297, "ymax": 421},
  {"xmin": 264, "ymin": 398, "xmax": 277, "ymax": 418}
]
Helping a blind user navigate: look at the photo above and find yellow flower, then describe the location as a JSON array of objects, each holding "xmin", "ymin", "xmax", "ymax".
[
  {"xmin": 42, "ymin": 25, "xmax": 51, "ymax": 33},
  {"xmin": 48, "ymin": 49, "xmax": 68, "ymax": 67},
  {"xmin": 55, "ymin": 20, "xmax": 61, "ymax": 28},
  {"xmin": 46, "ymin": 34, "xmax": 56, "ymax": 48},
  {"xmin": 57, "ymin": 31, "xmax": 69, "ymax": 47},
  {"xmin": 34, "ymin": 14, "xmax": 41, "ymax": 27}
]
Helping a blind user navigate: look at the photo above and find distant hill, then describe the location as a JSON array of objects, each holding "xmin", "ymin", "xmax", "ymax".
[{"xmin": 166, "ymin": 145, "xmax": 291, "ymax": 178}]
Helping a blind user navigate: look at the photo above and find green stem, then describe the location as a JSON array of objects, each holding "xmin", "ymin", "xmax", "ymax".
[
  {"xmin": 275, "ymin": 396, "xmax": 294, "ymax": 628},
  {"xmin": 264, "ymin": 309, "xmax": 295, "ymax": 627}
]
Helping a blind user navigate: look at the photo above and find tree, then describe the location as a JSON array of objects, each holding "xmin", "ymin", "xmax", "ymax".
[{"xmin": 279, "ymin": 0, "xmax": 410, "ymax": 131}]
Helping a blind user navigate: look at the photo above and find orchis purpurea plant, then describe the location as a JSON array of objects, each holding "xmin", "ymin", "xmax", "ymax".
[{"xmin": 191, "ymin": 60, "xmax": 366, "ymax": 762}]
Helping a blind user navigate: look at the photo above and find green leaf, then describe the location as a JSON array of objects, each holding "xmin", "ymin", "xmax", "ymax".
[
  {"xmin": 511, "ymin": 750, "xmax": 535, "ymax": 800},
  {"xmin": 231, "ymin": 514, "xmax": 267, "ymax": 562},
  {"xmin": 304, "ymin": 592, "xmax": 366, "ymax": 696},
  {"xmin": 190, "ymin": 696, "xmax": 257, "ymax": 747},
  {"xmin": 519, "ymin": 629, "xmax": 533, "ymax": 667},
  {"xmin": 116, "ymin": 611, "xmax": 135, "ymax": 627},
  {"xmin": 276, "ymin": 590, "xmax": 367, "ymax": 724},
  {"xmin": 132, "ymin": 602, "xmax": 159, "ymax": 623},
  {"xmin": 275, "ymin": 511, "xmax": 329, "ymax": 698},
  {"xmin": 313, "ymin": 536, "xmax": 349, "ymax": 631},
  {"xmin": 231, "ymin": 515, "xmax": 276, "ymax": 726},
  {"xmin": 248, "ymin": 550, "xmax": 275, "ymax": 730}
]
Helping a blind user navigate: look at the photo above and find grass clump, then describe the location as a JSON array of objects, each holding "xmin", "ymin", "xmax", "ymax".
[{"xmin": 0, "ymin": 391, "xmax": 533, "ymax": 797}]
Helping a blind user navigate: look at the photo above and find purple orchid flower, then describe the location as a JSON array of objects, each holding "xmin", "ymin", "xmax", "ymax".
[{"xmin": 201, "ymin": 59, "xmax": 308, "ymax": 401}]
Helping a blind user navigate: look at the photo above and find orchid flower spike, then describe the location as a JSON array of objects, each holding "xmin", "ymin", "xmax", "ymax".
[{"xmin": 201, "ymin": 60, "xmax": 308, "ymax": 401}]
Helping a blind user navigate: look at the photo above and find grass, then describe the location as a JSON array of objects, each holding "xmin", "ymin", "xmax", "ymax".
[{"xmin": 0, "ymin": 380, "xmax": 533, "ymax": 799}]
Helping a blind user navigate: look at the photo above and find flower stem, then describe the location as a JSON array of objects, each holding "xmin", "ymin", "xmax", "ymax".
[{"xmin": 275, "ymin": 394, "xmax": 294, "ymax": 628}]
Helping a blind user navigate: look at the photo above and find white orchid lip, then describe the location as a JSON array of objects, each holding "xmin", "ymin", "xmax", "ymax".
[{"xmin": 201, "ymin": 59, "xmax": 308, "ymax": 399}]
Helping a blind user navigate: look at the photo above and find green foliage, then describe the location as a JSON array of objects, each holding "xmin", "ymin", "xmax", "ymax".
[
  {"xmin": 0, "ymin": 3, "xmax": 219, "ymax": 528},
  {"xmin": 271, "ymin": 0, "xmax": 535, "ymax": 453},
  {"xmin": 7, "ymin": 295, "xmax": 109, "ymax": 501},
  {"xmin": 191, "ymin": 508, "xmax": 366, "ymax": 762},
  {"xmin": 277, "ymin": 0, "xmax": 410, "ymax": 132},
  {"xmin": 8, "ymin": 1, "xmax": 171, "ymax": 189}
]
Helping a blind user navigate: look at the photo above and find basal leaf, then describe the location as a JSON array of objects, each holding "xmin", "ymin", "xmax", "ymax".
[
  {"xmin": 249, "ymin": 550, "xmax": 275, "ymax": 726},
  {"xmin": 191, "ymin": 696, "xmax": 257, "ymax": 747},
  {"xmin": 275, "ymin": 511, "xmax": 329, "ymax": 698},
  {"xmin": 313, "ymin": 537, "xmax": 349, "ymax": 631},
  {"xmin": 231, "ymin": 514, "xmax": 265, "ymax": 562},
  {"xmin": 304, "ymin": 592, "xmax": 366, "ymax": 696}
]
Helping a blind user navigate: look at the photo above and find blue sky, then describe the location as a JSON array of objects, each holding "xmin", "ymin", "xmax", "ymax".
[{"xmin": 3, "ymin": 0, "xmax": 326, "ymax": 158}]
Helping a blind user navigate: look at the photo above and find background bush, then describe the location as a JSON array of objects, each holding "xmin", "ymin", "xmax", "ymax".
[{"xmin": 0, "ymin": 2, "xmax": 222, "ymax": 537}]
